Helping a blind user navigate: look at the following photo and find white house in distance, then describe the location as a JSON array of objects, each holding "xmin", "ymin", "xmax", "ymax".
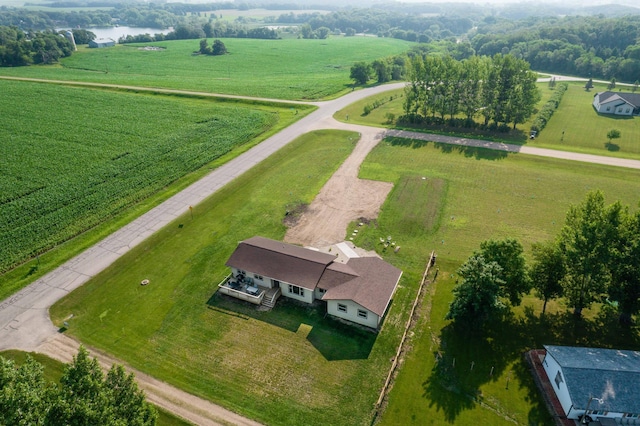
[
  {"xmin": 220, "ymin": 236, "xmax": 403, "ymax": 329},
  {"xmin": 592, "ymin": 91, "xmax": 640, "ymax": 116},
  {"xmin": 541, "ymin": 345, "xmax": 640, "ymax": 424}
]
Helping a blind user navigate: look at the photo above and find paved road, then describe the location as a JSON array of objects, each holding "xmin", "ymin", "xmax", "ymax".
[{"xmin": 2, "ymin": 77, "xmax": 640, "ymax": 425}]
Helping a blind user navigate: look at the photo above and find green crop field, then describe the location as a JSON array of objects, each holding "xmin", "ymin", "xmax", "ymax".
[
  {"xmin": 51, "ymin": 128, "xmax": 640, "ymax": 425},
  {"xmin": 0, "ymin": 37, "xmax": 413, "ymax": 100},
  {"xmin": 0, "ymin": 79, "xmax": 307, "ymax": 293}
]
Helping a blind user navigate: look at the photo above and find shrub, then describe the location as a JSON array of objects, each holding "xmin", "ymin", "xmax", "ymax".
[{"xmin": 531, "ymin": 83, "xmax": 568, "ymax": 133}]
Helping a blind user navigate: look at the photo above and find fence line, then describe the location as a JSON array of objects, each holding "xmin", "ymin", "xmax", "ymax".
[{"xmin": 373, "ymin": 250, "xmax": 436, "ymax": 419}]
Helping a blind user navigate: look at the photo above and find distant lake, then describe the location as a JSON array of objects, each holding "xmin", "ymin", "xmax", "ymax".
[{"xmin": 57, "ymin": 26, "xmax": 171, "ymax": 40}]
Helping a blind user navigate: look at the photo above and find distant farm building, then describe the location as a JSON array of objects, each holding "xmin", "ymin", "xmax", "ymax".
[
  {"xmin": 88, "ymin": 38, "xmax": 116, "ymax": 48},
  {"xmin": 593, "ymin": 91, "xmax": 640, "ymax": 116}
]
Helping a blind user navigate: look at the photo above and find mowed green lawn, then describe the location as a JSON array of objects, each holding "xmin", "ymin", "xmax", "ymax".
[
  {"xmin": 0, "ymin": 79, "xmax": 307, "ymax": 299},
  {"xmin": 51, "ymin": 128, "xmax": 640, "ymax": 425},
  {"xmin": 51, "ymin": 130, "xmax": 415, "ymax": 426},
  {"xmin": 533, "ymin": 82, "xmax": 640, "ymax": 158},
  {"xmin": 354, "ymin": 139, "xmax": 640, "ymax": 425},
  {"xmin": 0, "ymin": 37, "xmax": 413, "ymax": 100}
]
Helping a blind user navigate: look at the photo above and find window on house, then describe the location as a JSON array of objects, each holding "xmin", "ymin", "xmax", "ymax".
[
  {"xmin": 238, "ymin": 269, "xmax": 246, "ymax": 275},
  {"xmin": 554, "ymin": 371, "xmax": 563, "ymax": 389},
  {"xmin": 318, "ymin": 288, "xmax": 326, "ymax": 293},
  {"xmin": 253, "ymin": 274, "xmax": 263, "ymax": 280},
  {"xmin": 606, "ymin": 107, "xmax": 611, "ymax": 111},
  {"xmin": 357, "ymin": 309, "xmax": 368, "ymax": 319},
  {"xmin": 337, "ymin": 303, "xmax": 347, "ymax": 313},
  {"xmin": 288, "ymin": 285, "xmax": 304, "ymax": 297},
  {"xmin": 626, "ymin": 108, "xmax": 630, "ymax": 113}
]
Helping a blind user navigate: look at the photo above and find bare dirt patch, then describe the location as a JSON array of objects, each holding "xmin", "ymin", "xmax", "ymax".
[{"xmin": 285, "ymin": 127, "xmax": 393, "ymax": 248}]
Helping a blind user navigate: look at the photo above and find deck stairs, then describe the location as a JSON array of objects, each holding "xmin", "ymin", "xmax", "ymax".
[{"xmin": 261, "ymin": 287, "xmax": 281, "ymax": 309}]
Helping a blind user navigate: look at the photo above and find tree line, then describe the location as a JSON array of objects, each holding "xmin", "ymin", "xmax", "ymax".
[
  {"xmin": 401, "ymin": 53, "xmax": 540, "ymax": 131},
  {"xmin": 472, "ymin": 15, "xmax": 640, "ymax": 83},
  {"xmin": 0, "ymin": 26, "xmax": 73, "ymax": 66},
  {"xmin": 0, "ymin": 346, "xmax": 156, "ymax": 425},
  {"xmin": 447, "ymin": 191, "xmax": 640, "ymax": 330},
  {"xmin": 277, "ymin": 8, "xmax": 473, "ymax": 42}
]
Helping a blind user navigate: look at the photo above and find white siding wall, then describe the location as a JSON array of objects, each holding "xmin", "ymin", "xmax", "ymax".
[
  {"xmin": 542, "ymin": 352, "xmax": 575, "ymax": 418},
  {"xmin": 327, "ymin": 300, "xmax": 379, "ymax": 328},
  {"xmin": 314, "ymin": 288, "xmax": 325, "ymax": 301},
  {"xmin": 230, "ymin": 268, "xmax": 277, "ymax": 288},
  {"xmin": 280, "ymin": 282, "xmax": 314, "ymax": 304}
]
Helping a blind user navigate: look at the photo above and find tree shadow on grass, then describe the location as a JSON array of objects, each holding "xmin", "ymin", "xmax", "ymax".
[
  {"xmin": 605, "ymin": 142, "xmax": 620, "ymax": 151},
  {"xmin": 206, "ymin": 292, "xmax": 376, "ymax": 360},
  {"xmin": 422, "ymin": 306, "xmax": 640, "ymax": 423},
  {"xmin": 385, "ymin": 136, "xmax": 509, "ymax": 160}
]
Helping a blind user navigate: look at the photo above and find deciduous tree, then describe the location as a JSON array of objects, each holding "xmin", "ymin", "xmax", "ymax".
[
  {"xmin": 607, "ymin": 129, "xmax": 621, "ymax": 143},
  {"xmin": 479, "ymin": 238, "xmax": 530, "ymax": 306},
  {"xmin": 530, "ymin": 240, "xmax": 565, "ymax": 314},
  {"xmin": 446, "ymin": 255, "xmax": 504, "ymax": 328},
  {"xmin": 350, "ymin": 62, "xmax": 371, "ymax": 86},
  {"xmin": 558, "ymin": 191, "xmax": 621, "ymax": 317},
  {"xmin": 211, "ymin": 39, "xmax": 227, "ymax": 55},
  {"xmin": 608, "ymin": 209, "xmax": 640, "ymax": 325},
  {"xmin": 0, "ymin": 347, "xmax": 157, "ymax": 425}
]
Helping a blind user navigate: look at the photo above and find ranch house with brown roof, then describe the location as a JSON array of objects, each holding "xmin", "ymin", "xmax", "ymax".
[{"xmin": 219, "ymin": 236, "xmax": 402, "ymax": 329}]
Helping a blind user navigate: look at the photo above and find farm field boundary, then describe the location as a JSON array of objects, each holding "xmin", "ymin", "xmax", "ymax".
[{"xmin": 0, "ymin": 79, "xmax": 312, "ymax": 300}]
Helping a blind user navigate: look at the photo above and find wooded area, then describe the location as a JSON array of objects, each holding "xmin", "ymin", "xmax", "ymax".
[
  {"xmin": 447, "ymin": 191, "xmax": 640, "ymax": 329},
  {"xmin": 402, "ymin": 54, "xmax": 540, "ymax": 131}
]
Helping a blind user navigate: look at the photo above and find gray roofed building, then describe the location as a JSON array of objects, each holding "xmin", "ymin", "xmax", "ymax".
[
  {"xmin": 593, "ymin": 91, "xmax": 640, "ymax": 116},
  {"xmin": 88, "ymin": 38, "xmax": 116, "ymax": 48},
  {"xmin": 542, "ymin": 345, "xmax": 640, "ymax": 422}
]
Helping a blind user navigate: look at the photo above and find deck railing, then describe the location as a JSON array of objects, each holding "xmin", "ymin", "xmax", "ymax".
[{"xmin": 217, "ymin": 274, "xmax": 265, "ymax": 305}]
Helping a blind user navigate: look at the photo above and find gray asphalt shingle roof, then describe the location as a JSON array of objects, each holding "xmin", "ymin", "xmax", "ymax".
[{"xmin": 544, "ymin": 345, "xmax": 640, "ymax": 414}]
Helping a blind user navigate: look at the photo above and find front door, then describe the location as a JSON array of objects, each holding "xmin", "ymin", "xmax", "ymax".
[{"xmin": 271, "ymin": 279, "xmax": 280, "ymax": 289}]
